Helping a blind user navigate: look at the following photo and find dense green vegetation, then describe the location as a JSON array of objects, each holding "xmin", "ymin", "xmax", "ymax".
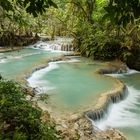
[
  {"xmin": 1, "ymin": 0, "xmax": 140, "ymax": 50},
  {"xmin": 0, "ymin": 78, "xmax": 58, "ymax": 140},
  {"xmin": 0, "ymin": 0, "xmax": 56, "ymax": 46},
  {"xmin": 1, "ymin": 0, "xmax": 139, "ymax": 67},
  {"xmin": 46, "ymin": 0, "xmax": 140, "ymax": 69}
]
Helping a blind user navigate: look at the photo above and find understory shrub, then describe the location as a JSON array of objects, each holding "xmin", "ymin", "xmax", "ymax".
[{"xmin": 0, "ymin": 78, "xmax": 58, "ymax": 140}]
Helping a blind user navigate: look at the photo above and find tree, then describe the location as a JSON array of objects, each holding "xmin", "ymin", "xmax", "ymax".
[
  {"xmin": 0, "ymin": 0, "xmax": 57, "ymax": 17},
  {"xmin": 104, "ymin": 0, "xmax": 140, "ymax": 27}
]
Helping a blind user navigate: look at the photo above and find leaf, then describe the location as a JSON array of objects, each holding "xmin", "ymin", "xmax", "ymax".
[{"xmin": 48, "ymin": 0, "xmax": 58, "ymax": 8}]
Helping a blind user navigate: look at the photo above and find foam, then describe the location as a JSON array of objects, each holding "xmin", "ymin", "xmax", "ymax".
[
  {"xmin": 27, "ymin": 61, "xmax": 59, "ymax": 93},
  {"xmin": 28, "ymin": 39, "xmax": 73, "ymax": 52},
  {"xmin": 27, "ymin": 59, "xmax": 80, "ymax": 94},
  {"xmin": 94, "ymin": 86, "xmax": 140, "ymax": 130},
  {"xmin": 0, "ymin": 59, "xmax": 7, "ymax": 63},
  {"xmin": 106, "ymin": 68, "xmax": 140, "ymax": 78}
]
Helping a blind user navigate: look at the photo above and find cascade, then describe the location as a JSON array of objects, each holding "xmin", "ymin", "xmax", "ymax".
[
  {"xmin": 85, "ymin": 85, "xmax": 128, "ymax": 122},
  {"xmin": 33, "ymin": 40, "xmax": 74, "ymax": 51},
  {"xmin": 31, "ymin": 36, "xmax": 74, "ymax": 51},
  {"xmin": 61, "ymin": 43, "xmax": 74, "ymax": 51},
  {"xmin": 85, "ymin": 68, "xmax": 128, "ymax": 125},
  {"xmin": 48, "ymin": 43, "xmax": 74, "ymax": 51}
]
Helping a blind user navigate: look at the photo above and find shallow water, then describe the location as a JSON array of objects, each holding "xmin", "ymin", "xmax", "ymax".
[
  {"xmin": 0, "ymin": 47, "xmax": 62, "ymax": 79},
  {"xmin": 28, "ymin": 59, "xmax": 117, "ymax": 115}
]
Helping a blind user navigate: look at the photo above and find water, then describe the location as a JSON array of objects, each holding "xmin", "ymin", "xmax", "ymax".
[
  {"xmin": 0, "ymin": 40, "xmax": 68, "ymax": 79},
  {"xmin": 28, "ymin": 59, "xmax": 117, "ymax": 115},
  {"xmin": 94, "ymin": 71, "xmax": 140, "ymax": 140},
  {"xmin": 31, "ymin": 38, "xmax": 74, "ymax": 51}
]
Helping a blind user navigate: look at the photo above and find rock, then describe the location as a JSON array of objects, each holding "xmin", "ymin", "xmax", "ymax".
[
  {"xmin": 126, "ymin": 48, "xmax": 140, "ymax": 71},
  {"xmin": 61, "ymin": 123, "xmax": 68, "ymax": 129},
  {"xmin": 105, "ymin": 129, "xmax": 127, "ymax": 140},
  {"xmin": 106, "ymin": 128, "xmax": 115, "ymax": 137},
  {"xmin": 113, "ymin": 133, "xmax": 122, "ymax": 140},
  {"xmin": 69, "ymin": 114, "xmax": 79, "ymax": 122},
  {"xmin": 56, "ymin": 125, "xmax": 65, "ymax": 132},
  {"xmin": 74, "ymin": 123, "xmax": 79, "ymax": 130}
]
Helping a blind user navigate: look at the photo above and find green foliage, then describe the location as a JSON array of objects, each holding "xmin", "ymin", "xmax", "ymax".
[
  {"xmin": 104, "ymin": 0, "xmax": 140, "ymax": 27},
  {"xmin": 0, "ymin": 1, "xmax": 41, "ymax": 46},
  {"xmin": 66, "ymin": 0, "xmax": 140, "ymax": 63},
  {"xmin": 0, "ymin": 79, "xmax": 58, "ymax": 140},
  {"xmin": 75, "ymin": 22, "xmax": 123, "ymax": 60},
  {"xmin": 93, "ymin": 0, "xmax": 107, "ymax": 22},
  {"xmin": 0, "ymin": 0, "xmax": 57, "ymax": 46},
  {"xmin": 0, "ymin": 0, "xmax": 13, "ymax": 12},
  {"xmin": 1, "ymin": 0, "xmax": 140, "ymax": 63},
  {"xmin": 1, "ymin": 0, "xmax": 57, "ymax": 17}
]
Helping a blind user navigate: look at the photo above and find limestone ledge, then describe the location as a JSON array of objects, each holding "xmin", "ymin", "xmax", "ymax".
[
  {"xmin": 85, "ymin": 62, "xmax": 128, "ymax": 121},
  {"xmin": 85, "ymin": 76, "xmax": 127, "ymax": 121},
  {"xmin": 82, "ymin": 62, "xmax": 128, "ymax": 140}
]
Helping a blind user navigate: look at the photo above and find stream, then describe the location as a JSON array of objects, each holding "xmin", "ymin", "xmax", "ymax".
[{"xmin": 0, "ymin": 38, "xmax": 140, "ymax": 140}]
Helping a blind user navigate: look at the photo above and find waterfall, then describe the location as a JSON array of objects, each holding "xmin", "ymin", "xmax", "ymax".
[
  {"xmin": 48, "ymin": 44, "xmax": 62, "ymax": 51},
  {"xmin": 32, "ymin": 38, "xmax": 74, "ymax": 52},
  {"xmin": 85, "ymin": 85, "xmax": 128, "ymax": 122},
  {"xmin": 85, "ymin": 68, "xmax": 128, "ymax": 127},
  {"xmin": 61, "ymin": 43, "xmax": 74, "ymax": 51},
  {"xmin": 49, "ymin": 43, "xmax": 74, "ymax": 51}
]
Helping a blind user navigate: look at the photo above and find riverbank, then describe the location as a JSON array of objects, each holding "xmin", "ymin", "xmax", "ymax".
[
  {"xmin": 0, "ymin": 46, "xmax": 24, "ymax": 53},
  {"xmin": 0, "ymin": 33, "xmax": 39, "ymax": 46},
  {"xmin": 0, "ymin": 35, "xmax": 40, "ymax": 53}
]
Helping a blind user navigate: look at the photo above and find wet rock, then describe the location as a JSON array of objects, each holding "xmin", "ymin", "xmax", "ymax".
[
  {"xmin": 106, "ymin": 129, "xmax": 127, "ymax": 140},
  {"xmin": 69, "ymin": 114, "xmax": 80, "ymax": 122},
  {"xmin": 56, "ymin": 125, "xmax": 66, "ymax": 133},
  {"xmin": 74, "ymin": 123, "xmax": 79, "ymax": 130}
]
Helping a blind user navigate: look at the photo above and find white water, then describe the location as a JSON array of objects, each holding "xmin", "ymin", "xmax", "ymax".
[
  {"xmin": 27, "ymin": 41, "xmax": 62, "ymax": 52},
  {"xmin": 106, "ymin": 68, "xmax": 139, "ymax": 78},
  {"xmin": 27, "ymin": 59, "xmax": 80, "ymax": 94},
  {"xmin": 94, "ymin": 86, "xmax": 140, "ymax": 130},
  {"xmin": 29, "ymin": 38, "xmax": 73, "ymax": 52},
  {"xmin": 27, "ymin": 62, "xmax": 59, "ymax": 93},
  {"xmin": 0, "ymin": 59, "xmax": 7, "ymax": 63},
  {"xmin": 0, "ymin": 38, "xmax": 73, "ymax": 65},
  {"xmin": 93, "ymin": 70, "xmax": 140, "ymax": 140}
]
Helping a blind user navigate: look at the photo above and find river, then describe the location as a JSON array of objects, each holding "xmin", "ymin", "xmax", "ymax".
[{"xmin": 0, "ymin": 38, "xmax": 140, "ymax": 139}]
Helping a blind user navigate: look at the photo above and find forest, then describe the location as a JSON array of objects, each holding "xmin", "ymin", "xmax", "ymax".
[
  {"xmin": 1, "ymin": 0, "xmax": 140, "ymax": 69},
  {"xmin": 0, "ymin": 0, "xmax": 140, "ymax": 139}
]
